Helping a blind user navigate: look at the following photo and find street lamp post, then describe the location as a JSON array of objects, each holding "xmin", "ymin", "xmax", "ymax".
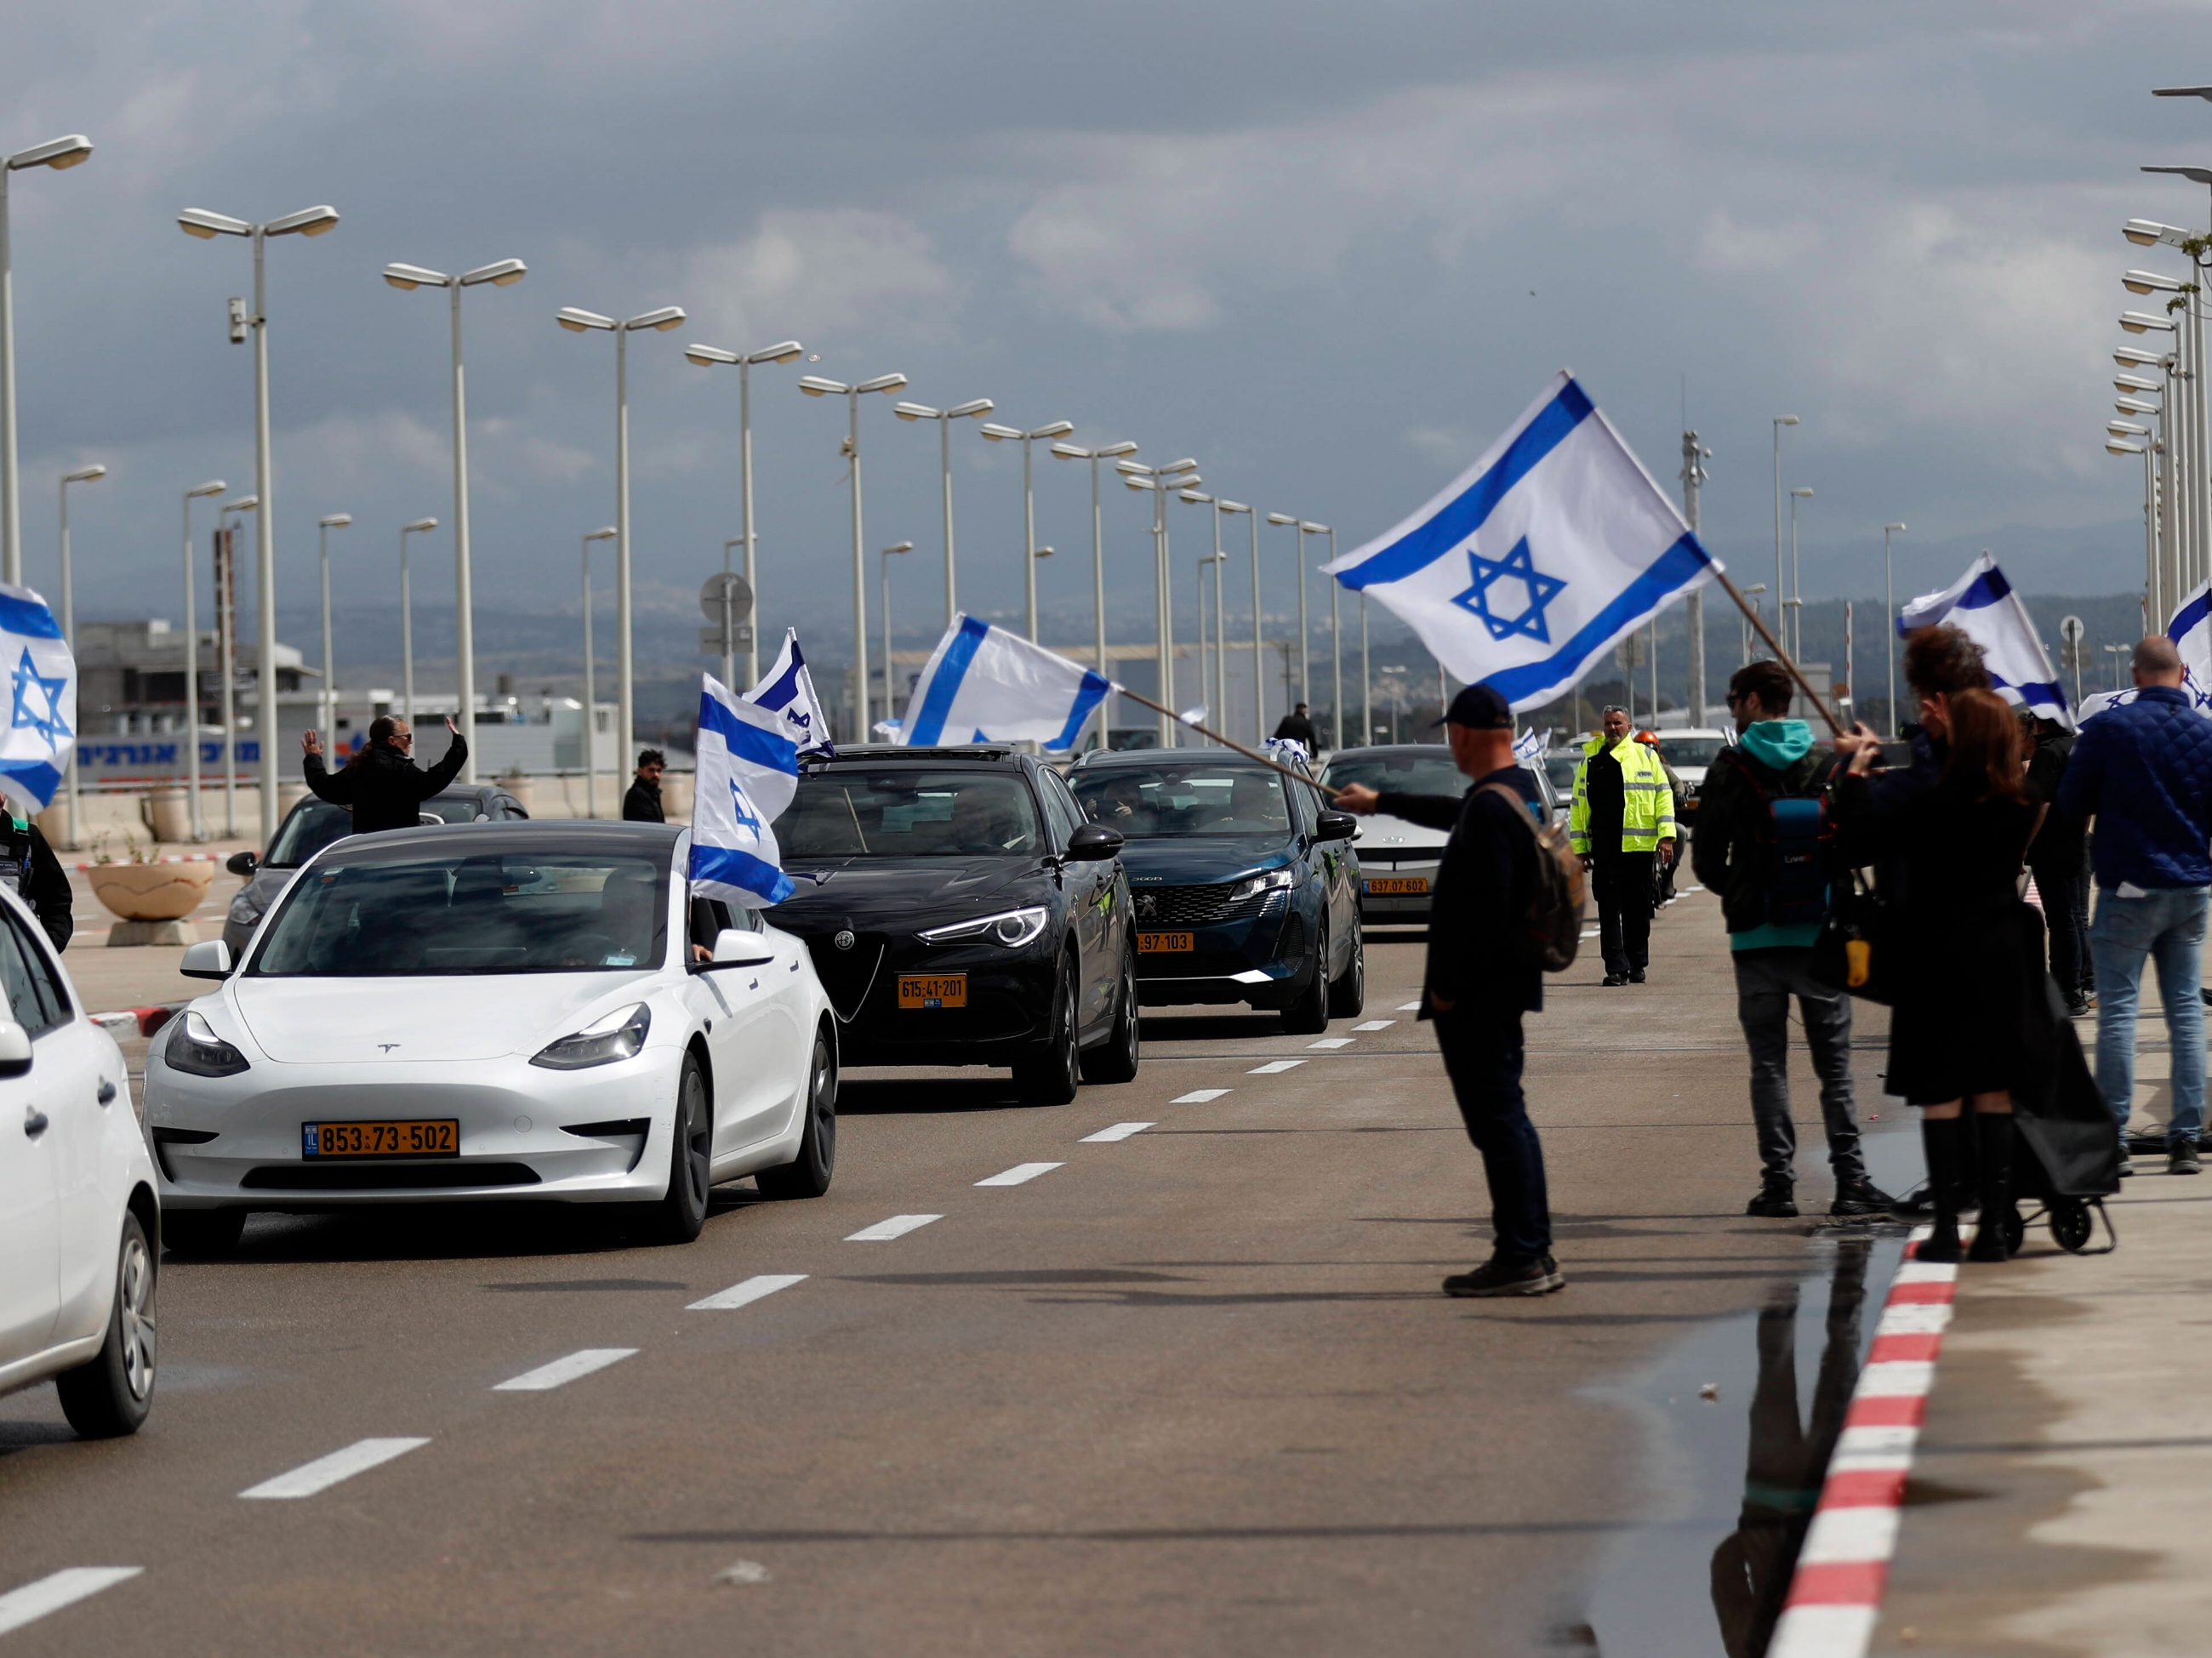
[
  {"xmin": 1881, "ymin": 522, "xmax": 1906, "ymax": 738},
  {"xmin": 1215, "ymin": 500, "xmax": 1260, "ymax": 745},
  {"xmin": 1786, "ymin": 487, "xmax": 1813, "ymax": 661},
  {"xmin": 799, "ymin": 370, "xmax": 908, "ymax": 738},
  {"xmin": 179, "ymin": 201, "xmax": 341, "ymax": 846},
  {"xmin": 57, "ymin": 463, "xmax": 105, "ymax": 846},
  {"xmin": 1360, "ymin": 592, "xmax": 1372, "ymax": 745},
  {"xmin": 216, "ymin": 495, "xmax": 258, "ymax": 838},
  {"xmin": 383, "ymin": 258, "xmax": 527, "ymax": 783},
  {"xmin": 1771, "ymin": 415, "xmax": 1799, "ymax": 655},
  {"xmin": 580, "ymin": 526, "xmax": 615, "ymax": 817},
  {"xmin": 980, "ymin": 419, "xmax": 1075, "ymax": 641},
  {"xmin": 1049, "ymin": 440, "xmax": 1139, "ymax": 742},
  {"xmin": 398, "ymin": 518, "xmax": 438, "ymax": 732},
  {"xmin": 895, "ymin": 396, "xmax": 995, "ymax": 629},
  {"xmin": 1119, "ymin": 458, "xmax": 1200, "ymax": 745},
  {"xmin": 558, "ymin": 303, "xmax": 687, "ymax": 783},
  {"xmin": 685, "ymin": 339, "xmax": 806, "ymax": 688},
  {"xmin": 2, "ymin": 135, "xmax": 94, "ymax": 588},
  {"xmin": 1194, "ymin": 551, "xmax": 1226, "ymax": 738},
  {"xmin": 1305, "ymin": 522, "xmax": 1340, "ymax": 750},
  {"xmin": 180, "ymin": 480, "xmax": 225, "ymax": 842},
  {"xmin": 316, "ymin": 513, "xmax": 350, "ymax": 748},
  {"xmin": 1740, "ymin": 584, "xmax": 1767, "ymax": 669},
  {"xmin": 881, "ymin": 541, "xmax": 913, "ymax": 724}
]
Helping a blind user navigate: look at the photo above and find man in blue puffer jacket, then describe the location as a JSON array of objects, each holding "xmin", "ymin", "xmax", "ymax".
[{"xmin": 2056, "ymin": 635, "xmax": 2212, "ymax": 1176}]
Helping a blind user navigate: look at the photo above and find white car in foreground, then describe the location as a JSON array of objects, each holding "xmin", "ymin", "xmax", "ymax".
[
  {"xmin": 146, "ymin": 823, "xmax": 837, "ymax": 1251},
  {"xmin": 0, "ymin": 886, "xmax": 160, "ymax": 1437}
]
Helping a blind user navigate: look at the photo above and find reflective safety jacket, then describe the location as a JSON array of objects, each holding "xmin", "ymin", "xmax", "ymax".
[{"xmin": 1569, "ymin": 732, "xmax": 1677, "ymax": 856}]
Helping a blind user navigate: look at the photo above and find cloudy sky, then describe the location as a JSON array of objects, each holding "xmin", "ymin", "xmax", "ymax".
[{"xmin": 3, "ymin": 1, "xmax": 2203, "ymax": 673}]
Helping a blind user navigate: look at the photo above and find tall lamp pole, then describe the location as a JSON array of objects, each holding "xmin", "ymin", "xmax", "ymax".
[
  {"xmin": 2, "ymin": 135, "xmax": 94, "ymax": 588},
  {"xmin": 1881, "ymin": 522, "xmax": 1907, "ymax": 738},
  {"xmin": 216, "ymin": 495, "xmax": 259, "ymax": 839},
  {"xmin": 180, "ymin": 479, "xmax": 225, "ymax": 842},
  {"xmin": 580, "ymin": 526, "xmax": 615, "ymax": 816},
  {"xmin": 57, "ymin": 463, "xmax": 105, "ymax": 846},
  {"xmin": 398, "ymin": 517, "xmax": 438, "ymax": 731},
  {"xmin": 179, "ymin": 201, "xmax": 341, "ymax": 846},
  {"xmin": 1679, "ymin": 430, "xmax": 1711, "ymax": 724},
  {"xmin": 1049, "ymin": 440, "xmax": 1138, "ymax": 741},
  {"xmin": 316, "ymin": 512, "xmax": 350, "ymax": 747},
  {"xmin": 1303, "ymin": 522, "xmax": 1339, "ymax": 750},
  {"xmin": 799, "ymin": 370, "xmax": 908, "ymax": 737},
  {"xmin": 685, "ymin": 338, "xmax": 805, "ymax": 688},
  {"xmin": 1787, "ymin": 487, "xmax": 1813, "ymax": 661},
  {"xmin": 881, "ymin": 540, "xmax": 912, "ymax": 723},
  {"xmin": 895, "ymin": 395, "xmax": 995, "ymax": 628},
  {"xmin": 981, "ymin": 418, "xmax": 1075, "ymax": 641},
  {"xmin": 1266, "ymin": 513, "xmax": 1316, "ymax": 721},
  {"xmin": 1120, "ymin": 458, "xmax": 1200, "ymax": 745},
  {"xmin": 1771, "ymin": 415, "xmax": 1799, "ymax": 660}
]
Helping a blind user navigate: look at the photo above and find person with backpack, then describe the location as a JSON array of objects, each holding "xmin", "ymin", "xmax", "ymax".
[
  {"xmin": 1691, "ymin": 660, "xmax": 1893, "ymax": 1220},
  {"xmin": 1332, "ymin": 681, "xmax": 1578, "ymax": 1297}
]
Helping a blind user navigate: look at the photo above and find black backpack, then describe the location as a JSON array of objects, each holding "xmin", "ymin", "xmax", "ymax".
[{"xmin": 1723, "ymin": 749, "xmax": 1837, "ymax": 928}]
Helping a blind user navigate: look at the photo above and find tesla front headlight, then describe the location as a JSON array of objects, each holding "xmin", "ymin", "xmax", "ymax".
[
  {"xmin": 918, "ymin": 906, "xmax": 1049, "ymax": 949},
  {"xmin": 1229, "ymin": 869, "xmax": 1296, "ymax": 904},
  {"xmin": 530, "ymin": 1002, "xmax": 651, "ymax": 1070},
  {"xmin": 165, "ymin": 1011, "xmax": 250, "ymax": 1078}
]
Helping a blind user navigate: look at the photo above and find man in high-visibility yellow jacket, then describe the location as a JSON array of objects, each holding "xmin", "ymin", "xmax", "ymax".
[{"xmin": 1570, "ymin": 704, "xmax": 1677, "ymax": 986}]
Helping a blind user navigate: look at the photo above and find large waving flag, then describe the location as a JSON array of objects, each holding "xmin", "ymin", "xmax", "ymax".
[
  {"xmin": 2167, "ymin": 580, "xmax": 2212, "ymax": 714},
  {"xmin": 744, "ymin": 628, "xmax": 835, "ymax": 757},
  {"xmin": 898, "ymin": 615, "xmax": 1113, "ymax": 750},
  {"xmin": 690, "ymin": 675, "xmax": 799, "ymax": 908},
  {"xmin": 1325, "ymin": 372, "xmax": 1719, "ymax": 712},
  {"xmin": 1897, "ymin": 555, "xmax": 2072, "ymax": 728},
  {"xmin": 0, "ymin": 584, "xmax": 74, "ymax": 816}
]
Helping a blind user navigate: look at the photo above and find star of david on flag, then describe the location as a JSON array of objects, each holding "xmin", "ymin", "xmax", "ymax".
[
  {"xmin": 0, "ymin": 584, "xmax": 75, "ymax": 815},
  {"xmin": 1325, "ymin": 371, "xmax": 1719, "ymax": 712}
]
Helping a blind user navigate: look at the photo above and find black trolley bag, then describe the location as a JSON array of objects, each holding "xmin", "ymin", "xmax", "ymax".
[{"xmin": 2000, "ymin": 904, "xmax": 2121, "ymax": 1255}]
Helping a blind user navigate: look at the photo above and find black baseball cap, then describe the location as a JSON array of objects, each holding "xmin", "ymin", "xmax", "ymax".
[{"xmin": 1434, "ymin": 682, "xmax": 1514, "ymax": 731}]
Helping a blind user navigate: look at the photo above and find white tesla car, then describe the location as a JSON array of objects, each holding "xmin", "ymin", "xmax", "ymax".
[
  {"xmin": 0, "ymin": 885, "xmax": 160, "ymax": 1437},
  {"xmin": 145, "ymin": 823, "xmax": 837, "ymax": 1251}
]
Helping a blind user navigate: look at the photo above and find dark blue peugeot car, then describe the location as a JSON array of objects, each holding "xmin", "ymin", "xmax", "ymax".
[{"xmin": 1067, "ymin": 749, "xmax": 1362, "ymax": 1033}]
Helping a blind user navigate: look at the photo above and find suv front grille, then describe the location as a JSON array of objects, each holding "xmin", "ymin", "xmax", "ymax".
[{"xmin": 1131, "ymin": 884, "xmax": 1269, "ymax": 928}]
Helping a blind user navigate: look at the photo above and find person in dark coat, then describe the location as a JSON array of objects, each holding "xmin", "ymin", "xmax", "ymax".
[
  {"xmin": 300, "ymin": 715, "xmax": 468, "ymax": 835},
  {"xmin": 2024, "ymin": 715, "xmax": 2092, "ymax": 1015},
  {"xmin": 1332, "ymin": 681, "xmax": 1561, "ymax": 1298},
  {"xmin": 0, "ymin": 809, "xmax": 72, "ymax": 950},
  {"xmin": 1271, "ymin": 704, "xmax": 1319, "ymax": 752},
  {"xmin": 624, "ymin": 749, "xmax": 667, "ymax": 823}
]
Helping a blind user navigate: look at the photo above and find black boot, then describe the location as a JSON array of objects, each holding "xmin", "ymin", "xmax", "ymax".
[
  {"xmin": 1917, "ymin": 1115, "xmax": 1966, "ymax": 1262},
  {"xmin": 1968, "ymin": 1111, "xmax": 2017, "ymax": 1262}
]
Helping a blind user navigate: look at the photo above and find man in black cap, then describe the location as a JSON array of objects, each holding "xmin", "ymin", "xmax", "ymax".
[{"xmin": 1333, "ymin": 682, "xmax": 1561, "ymax": 1297}]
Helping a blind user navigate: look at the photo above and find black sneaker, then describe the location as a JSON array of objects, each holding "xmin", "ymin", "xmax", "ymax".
[
  {"xmin": 1747, "ymin": 1180, "xmax": 1799, "ymax": 1218},
  {"xmin": 2067, "ymin": 996, "xmax": 2092, "ymax": 1017},
  {"xmin": 1628, "ymin": 968, "xmax": 1648, "ymax": 983},
  {"xmin": 1602, "ymin": 973, "xmax": 1628, "ymax": 987},
  {"xmin": 1830, "ymin": 1177, "xmax": 1896, "ymax": 1216},
  {"xmin": 2118, "ymin": 1151, "xmax": 2136, "ymax": 1178},
  {"xmin": 2172, "ymin": 1142, "xmax": 2203, "ymax": 1176},
  {"xmin": 1443, "ymin": 1255, "xmax": 1561, "ymax": 1297}
]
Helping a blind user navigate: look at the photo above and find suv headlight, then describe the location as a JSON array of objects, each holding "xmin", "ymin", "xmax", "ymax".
[
  {"xmin": 918, "ymin": 906, "xmax": 1049, "ymax": 949},
  {"xmin": 530, "ymin": 1003, "xmax": 651, "ymax": 1070},
  {"xmin": 165, "ymin": 1011, "xmax": 250, "ymax": 1078},
  {"xmin": 227, "ymin": 890, "xmax": 260, "ymax": 925},
  {"xmin": 1229, "ymin": 869, "xmax": 1296, "ymax": 904}
]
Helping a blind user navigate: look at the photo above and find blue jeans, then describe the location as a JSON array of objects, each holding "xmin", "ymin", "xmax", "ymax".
[{"xmin": 2089, "ymin": 885, "xmax": 2209, "ymax": 1147}]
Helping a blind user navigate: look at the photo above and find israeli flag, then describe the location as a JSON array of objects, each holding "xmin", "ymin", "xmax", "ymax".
[
  {"xmin": 744, "ymin": 628, "xmax": 835, "ymax": 757},
  {"xmin": 1325, "ymin": 372, "xmax": 1718, "ymax": 712},
  {"xmin": 689, "ymin": 675, "xmax": 799, "ymax": 908},
  {"xmin": 1897, "ymin": 555, "xmax": 2072, "ymax": 728},
  {"xmin": 2166, "ymin": 581, "xmax": 2212, "ymax": 714},
  {"xmin": 898, "ymin": 614, "xmax": 1113, "ymax": 750},
  {"xmin": 1513, "ymin": 726, "xmax": 1552, "ymax": 764},
  {"xmin": 0, "ymin": 585, "xmax": 74, "ymax": 816}
]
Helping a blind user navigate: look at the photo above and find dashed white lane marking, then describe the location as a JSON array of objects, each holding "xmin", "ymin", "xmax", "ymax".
[
  {"xmin": 1172, "ymin": 1088, "xmax": 1231, "ymax": 1103},
  {"xmin": 1307, "ymin": 1037, "xmax": 1354, "ymax": 1049},
  {"xmin": 1354, "ymin": 1019, "xmax": 1396, "ymax": 1032},
  {"xmin": 493, "ymin": 1347, "xmax": 637, "ymax": 1392},
  {"xmin": 0, "ymin": 1568, "xmax": 142, "ymax": 1637},
  {"xmin": 1579, "ymin": 927, "xmax": 1600, "ymax": 939},
  {"xmin": 1081, "ymin": 1122, "xmax": 1153, "ymax": 1142},
  {"xmin": 240, "ymin": 1437, "xmax": 430, "ymax": 1500},
  {"xmin": 1249, "ymin": 1060, "xmax": 1305, "ymax": 1074},
  {"xmin": 977, "ymin": 1162, "xmax": 1063, "ymax": 1187},
  {"xmin": 1395, "ymin": 1001, "xmax": 1422, "ymax": 1011},
  {"xmin": 688, "ymin": 1273, "xmax": 808, "ymax": 1312},
  {"xmin": 846, "ymin": 1214, "xmax": 943, "ymax": 1241}
]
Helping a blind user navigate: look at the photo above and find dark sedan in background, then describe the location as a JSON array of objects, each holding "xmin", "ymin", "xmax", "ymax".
[
  {"xmin": 766, "ymin": 745, "xmax": 1137, "ymax": 1105},
  {"xmin": 1068, "ymin": 749, "xmax": 1361, "ymax": 1033}
]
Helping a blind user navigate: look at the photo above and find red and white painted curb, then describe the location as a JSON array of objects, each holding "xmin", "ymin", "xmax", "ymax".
[{"xmin": 1767, "ymin": 1226, "xmax": 1957, "ymax": 1658}]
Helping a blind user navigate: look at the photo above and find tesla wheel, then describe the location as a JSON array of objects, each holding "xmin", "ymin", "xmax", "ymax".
[
  {"xmin": 1014, "ymin": 958, "xmax": 1082, "ymax": 1105},
  {"xmin": 162, "ymin": 1209, "xmax": 245, "ymax": 1256},
  {"xmin": 1281, "ymin": 918, "xmax": 1331, "ymax": 1035},
  {"xmin": 1080, "ymin": 939, "xmax": 1141, "ymax": 1085},
  {"xmin": 757, "ymin": 1022, "xmax": 839, "ymax": 1199},
  {"xmin": 1327, "ymin": 920, "xmax": 1366, "ymax": 1019},
  {"xmin": 644, "ymin": 1051, "xmax": 713, "ymax": 1244},
  {"xmin": 57, "ymin": 1211, "xmax": 157, "ymax": 1439}
]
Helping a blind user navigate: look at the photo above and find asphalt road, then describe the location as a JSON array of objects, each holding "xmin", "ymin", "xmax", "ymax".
[{"xmin": 1, "ymin": 902, "xmax": 1904, "ymax": 1655}]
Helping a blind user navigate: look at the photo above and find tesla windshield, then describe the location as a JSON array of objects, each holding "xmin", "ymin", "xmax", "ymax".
[
  {"xmin": 778, "ymin": 772, "xmax": 1043, "ymax": 857},
  {"xmin": 1320, "ymin": 752, "xmax": 1466, "ymax": 799},
  {"xmin": 1070, "ymin": 766, "xmax": 1291, "ymax": 837},
  {"xmin": 264, "ymin": 795, "xmax": 493, "ymax": 869},
  {"xmin": 250, "ymin": 852, "xmax": 668, "ymax": 975}
]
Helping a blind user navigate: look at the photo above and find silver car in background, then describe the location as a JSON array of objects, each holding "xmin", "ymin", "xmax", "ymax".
[{"xmin": 1317, "ymin": 744, "xmax": 1559, "ymax": 925}]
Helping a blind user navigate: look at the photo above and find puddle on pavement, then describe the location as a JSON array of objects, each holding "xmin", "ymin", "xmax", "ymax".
[{"xmin": 1575, "ymin": 1115, "xmax": 1919, "ymax": 1655}]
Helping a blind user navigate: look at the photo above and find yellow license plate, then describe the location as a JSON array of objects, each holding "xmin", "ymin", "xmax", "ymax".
[
  {"xmin": 898, "ymin": 974, "xmax": 967, "ymax": 1009},
  {"xmin": 1137, "ymin": 931, "xmax": 1195, "ymax": 954},
  {"xmin": 1365, "ymin": 877, "xmax": 1429, "ymax": 895},
  {"xmin": 303, "ymin": 1120, "xmax": 459, "ymax": 1159}
]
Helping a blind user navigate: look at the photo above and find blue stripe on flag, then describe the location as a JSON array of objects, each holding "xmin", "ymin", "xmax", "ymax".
[
  {"xmin": 1954, "ymin": 567, "xmax": 2012, "ymax": 610},
  {"xmin": 698, "ymin": 692, "xmax": 799, "ymax": 774},
  {"xmin": 1481, "ymin": 533, "xmax": 1713, "ymax": 705},
  {"xmin": 2173, "ymin": 590, "xmax": 2212, "ymax": 644},
  {"xmin": 904, "ymin": 616, "xmax": 990, "ymax": 746},
  {"xmin": 1049, "ymin": 670, "xmax": 1114, "ymax": 751},
  {"xmin": 1335, "ymin": 379, "xmax": 1595, "ymax": 590},
  {"xmin": 0, "ymin": 595, "xmax": 62, "ymax": 641},
  {"xmin": 0, "ymin": 758, "xmax": 63, "ymax": 806},
  {"xmin": 1988, "ymin": 671, "xmax": 2068, "ymax": 710},
  {"xmin": 689, "ymin": 842, "xmax": 796, "ymax": 906},
  {"xmin": 752, "ymin": 654, "xmax": 801, "ymax": 709}
]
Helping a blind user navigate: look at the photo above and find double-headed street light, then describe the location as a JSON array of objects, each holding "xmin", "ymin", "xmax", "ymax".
[
  {"xmin": 216, "ymin": 494, "xmax": 259, "ymax": 839},
  {"xmin": 398, "ymin": 517, "xmax": 439, "ymax": 731},
  {"xmin": 384, "ymin": 257, "xmax": 527, "ymax": 782},
  {"xmin": 1049, "ymin": 439, "xmax": 1139, "ymax": 739},
  {"xmin": 180, "ymin": 479, "xmax": 225, "ymax": 841},
  {"xmin": 881, "ymin": 541, "xmax": 913, "ymax": 725},
  {"xmin": 179, "ymin": 200, "xmax": 340, "ymax": 845},
  {"xmin": 800, "ymin": 370, "xmax": 908, "ymax": 737},
  {"xmin": 687, "ymin": 338, "xmax": 806, "ymax": 688},
  {"xmin": 580, "ymin": 527, "xmax": 617, "ymax": 817},
  {"xmin": 558, "ymin": 303, "xmax": 687, "ymax": 775},
  {"xmin": 980, "ymin": 419, "xmax": 1075, "ymax": 641},
  {"xmin": 1121, "ymin": 457, "xmax": 1200, "ymax": 745},
  {"xmin": 56, "ymin": 464, "xmax": 105, "ymax": 844},
  {"xmin": 316, "ymin": 513, "xmax": 350, "ymax": 749},
  {"xmin": 895, "ymin": 396, "xmax": 994, "ymax": 629},
  {"xmin": 2, "ymin": 134, "xmax": 94, "ymax": 588}
]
